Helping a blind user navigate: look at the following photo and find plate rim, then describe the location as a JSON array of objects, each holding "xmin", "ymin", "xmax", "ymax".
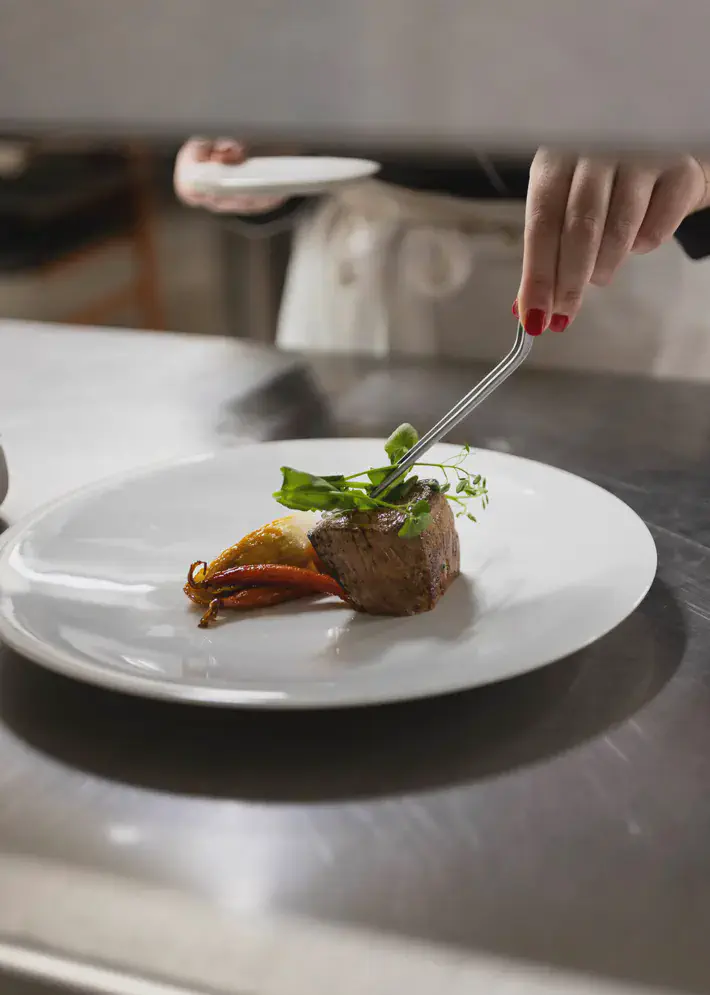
[
  {"xmin": 189, "ymin": 155, "xmax": 381, "ymax": 197},
  {"xmin": 0, "ymin": 441, "xmax": 658, "ymax": 709}
]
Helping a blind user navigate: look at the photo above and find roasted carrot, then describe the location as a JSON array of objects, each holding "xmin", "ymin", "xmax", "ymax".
[
  {"xmin": 219, "ymin": 586, "xmax": 307, "ymax": 609},
  {"xmin": 198, "ymin": 585, "xmax": 309, "ymax": 628},
  {"xmin": 200, "ymin": 563, "xmax": 346, "ymax": 598}
]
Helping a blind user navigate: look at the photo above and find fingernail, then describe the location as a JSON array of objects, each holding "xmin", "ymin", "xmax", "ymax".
[
  {"xmin": 549, "ymin": 313, "xmax": 570, "ymax": 333},
  {"xmin": 512, "ymin": 299, "xmax": 519, "ymax": 318},
  {"xmin": 523, "ymin": 308, "xmax": 547, "ymax": 336}
]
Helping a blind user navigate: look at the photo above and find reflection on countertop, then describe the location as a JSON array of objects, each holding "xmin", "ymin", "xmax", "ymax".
[{"xmin": 0, "ymin": 320, "xmax": 710, "ymax": 995}]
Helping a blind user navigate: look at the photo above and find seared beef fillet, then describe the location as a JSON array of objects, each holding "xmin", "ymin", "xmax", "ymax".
[{"xmin": 308, "ymin": 483, "xmax": 460, "ymax": 615}]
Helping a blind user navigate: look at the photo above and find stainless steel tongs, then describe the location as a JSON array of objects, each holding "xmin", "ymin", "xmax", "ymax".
[{"xmin": 371, "ymin": 322, "xmax": 533, "ymax": 497}]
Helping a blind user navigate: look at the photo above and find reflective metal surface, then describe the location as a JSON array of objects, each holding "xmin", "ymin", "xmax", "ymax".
[
  {"xmin": 1, "ymin": 322, "xmax": 710, "ymax": 993},
  {"xmin": 0, "ymin": 856, "xmax": 671, "ymax": 995}
]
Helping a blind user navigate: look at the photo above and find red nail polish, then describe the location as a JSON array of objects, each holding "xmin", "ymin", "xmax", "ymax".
[
  {"xmin": 523, "ymin": 308, "xmax": 547, "ymax": 336},
  {"xmin": 512, "ymin": 299, "xmax": 519, "ymax": 318},
  {"xmin": 549, "ymin": 313, "xmax": 570, "ymax": 333}
]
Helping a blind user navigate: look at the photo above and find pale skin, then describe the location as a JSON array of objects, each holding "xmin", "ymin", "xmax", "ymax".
[
  {"xmin": 515, "ymin": 150, "xmax": 710, "ymax": 334},
  {"xmin": 175, "ymin": 140, "xmax": 710, "ymax": 335},
  {"xmin": 174, "ymin": 138, "xmax": 284, "ymax": 214}
]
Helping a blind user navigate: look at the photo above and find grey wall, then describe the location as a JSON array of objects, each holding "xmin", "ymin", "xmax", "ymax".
[{"xmin": 1, "ymin": 0, "xmax": 709, "ymax": 152}]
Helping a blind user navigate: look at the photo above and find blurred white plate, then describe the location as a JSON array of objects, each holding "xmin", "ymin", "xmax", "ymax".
[
  {"xmin": 183, "ymin": 155, "xmax": 380, "ymax": 199},
  {"xmin": 0, "ymin": 440, "xmax": 656, "ymax": 709}
]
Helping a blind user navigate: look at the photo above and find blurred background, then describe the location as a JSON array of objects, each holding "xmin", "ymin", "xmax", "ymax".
[
  {"xmin": 3, "ymin": 0, "xmax": 710, "ymax": 379},
  {"xmin": 0, "ymin": 137, "xmax": 224, "ymax": 336},
  {"xmin": 3, "ymin": 133, "xmax": 710, "ymax": 380}
]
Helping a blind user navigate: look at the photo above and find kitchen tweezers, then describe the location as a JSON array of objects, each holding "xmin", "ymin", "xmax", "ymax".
[{"xmin": 371, "ymin": 322, "xmax": 533, "ymax": 497}]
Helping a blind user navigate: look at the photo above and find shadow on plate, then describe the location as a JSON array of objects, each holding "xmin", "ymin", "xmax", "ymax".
[
  {"xmin": 251, "ymin": 574, "xmax": 479, "ymax": 669},
  {"xmin": 0, "ymin": 577, "xmax": 686, "ymax": 802}
]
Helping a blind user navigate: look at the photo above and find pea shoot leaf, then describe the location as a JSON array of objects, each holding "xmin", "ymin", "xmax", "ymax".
[
  {"xmin": 272, "ymin": 429, "xmax": 489, "ymax": 538},
  {"xmin": 384, "ymin": 423, "xmax": 419, "ymax": 465},
  {"xmin": 398, "ymin": 499, "xmax": 432, "ymax": 537}
]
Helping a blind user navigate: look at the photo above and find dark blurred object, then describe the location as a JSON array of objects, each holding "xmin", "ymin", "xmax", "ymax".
[
  {"xmin": 217, "ymin": 221, "xmax": 293, "ymax": 343},
  {"xmin": 0, "ymin": 141, "xmax": 165, "ymax": 328}
]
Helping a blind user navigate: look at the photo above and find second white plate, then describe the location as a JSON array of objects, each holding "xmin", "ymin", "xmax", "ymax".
[
  {"xmin": 0, "ymin": 440, "xmax": 656, "ymax": 708},
  {"xmin": 182, "ymin": 155, "xmax": 380, "ymax": 199}
]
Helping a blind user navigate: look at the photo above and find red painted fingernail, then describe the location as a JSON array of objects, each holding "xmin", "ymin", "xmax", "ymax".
[
  {"xmin": 512, "ymin": 299, "xmax": 519, "ymax": 318},
  {"xmin": 549, "ymin": 313, "xmax": 570, "ymax": 333},
  {"xmin": 523, "ymin": 308, "xmax": 547, "ymax": 336}
]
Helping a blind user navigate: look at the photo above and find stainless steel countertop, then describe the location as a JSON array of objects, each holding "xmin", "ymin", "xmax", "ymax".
[{"xmin": 1, "ymin": 321, "xmax": 710, "ymax": 994}]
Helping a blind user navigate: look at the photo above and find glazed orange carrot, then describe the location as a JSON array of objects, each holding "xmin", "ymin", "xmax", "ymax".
[
  {"xmin": 222, "ymin": 586, "xmax": 306, "ymax": 609},
  {"xmin": 202, "ymin": 563, "xmax": 345, "ymax": 598},
  {"xmin": 198, "ymin": 585, "xmax": 308, "ymax": 627},
  {"xmin": 185, "ymin": 584, "xmax": 211, "ymax": 607}
]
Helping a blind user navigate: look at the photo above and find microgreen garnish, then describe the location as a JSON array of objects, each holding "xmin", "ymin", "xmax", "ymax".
[
  {"xmin": 384, "ymin": 423, "xmax": 418, "ymax": 465},
  {"xmin": 273, "ymin": 424, "xmax": 488, "ymax": 538}
]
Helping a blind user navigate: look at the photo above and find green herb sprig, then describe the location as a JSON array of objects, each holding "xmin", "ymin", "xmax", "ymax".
[{"xmin": 273, "ymin": 424, "xmax": 488, "ymax": 538}]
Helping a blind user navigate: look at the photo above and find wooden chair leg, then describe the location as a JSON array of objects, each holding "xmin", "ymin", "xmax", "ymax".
[{"xmin": 127, "ymin": 146, "xmax": 167, "ymax": 331}]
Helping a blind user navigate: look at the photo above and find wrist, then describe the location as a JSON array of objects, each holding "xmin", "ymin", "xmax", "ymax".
[{"xmin": 692, "ymin": 157, "xmax": 710, "ymax": 212}]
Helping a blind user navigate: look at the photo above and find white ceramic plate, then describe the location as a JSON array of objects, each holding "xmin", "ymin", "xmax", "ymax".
[
  {"xmin": 0, "ymin": 440, "xmax": 656, "ymax": 708},
  {"xmin": 182, "ymin": 155, "xmax": 380, "ymax": 200}
]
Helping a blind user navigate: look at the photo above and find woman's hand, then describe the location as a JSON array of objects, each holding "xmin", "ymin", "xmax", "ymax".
[
  {"xmin": 515, "ymin": 151, "xmax": 710, "ymax": 335},
  {"xmin": 173, "ymin": 138, "xmax": 285, "ymax": 214}
]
